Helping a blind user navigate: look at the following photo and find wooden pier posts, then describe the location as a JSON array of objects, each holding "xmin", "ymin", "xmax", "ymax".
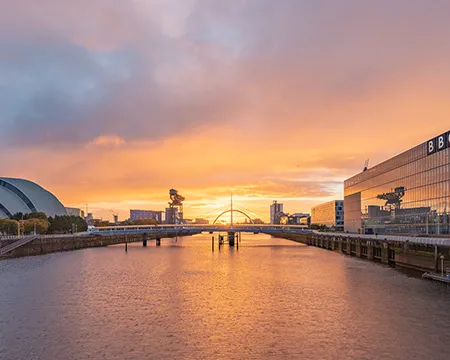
[{"xmin": 143, "ymin": 234, "xmax": 148, "ymax": 247}]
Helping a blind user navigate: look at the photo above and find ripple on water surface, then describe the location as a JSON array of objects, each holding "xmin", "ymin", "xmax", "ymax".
[{"xmin": 1, "ymin": 234, "xmax": 450, "ymax": 360}]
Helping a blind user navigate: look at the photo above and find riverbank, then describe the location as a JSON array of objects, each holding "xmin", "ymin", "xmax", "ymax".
[
  {"xmin": 0, "ymin": 231, "xmax": 195, "ymax": 260},
  {"xmin": 277, "ymin": 232, "xmax": 450, "ymax": 275}
]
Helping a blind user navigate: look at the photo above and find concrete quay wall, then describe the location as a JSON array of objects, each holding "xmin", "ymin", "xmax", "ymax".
[
  {"xmin": 0, "ymin": 231, "xmax": 193, "ymax": 260},
  {"xmin": 276, "ymin": 232, "xmax": 450, "ymax": 273}
]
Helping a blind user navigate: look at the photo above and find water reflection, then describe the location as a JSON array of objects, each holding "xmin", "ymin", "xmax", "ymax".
[{"xmin": 0, "ymin": 234, "xmax": 449, "ymax": 359}]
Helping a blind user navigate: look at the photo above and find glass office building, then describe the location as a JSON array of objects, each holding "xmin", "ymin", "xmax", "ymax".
[{"xmin": 344, "ymin": 131, "xmax": 450, "ymax": 235}]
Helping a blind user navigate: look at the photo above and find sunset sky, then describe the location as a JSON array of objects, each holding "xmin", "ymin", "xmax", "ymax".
[{"xmin": 1, "ymin": 0, "xmax": 450, "ymax": 222}]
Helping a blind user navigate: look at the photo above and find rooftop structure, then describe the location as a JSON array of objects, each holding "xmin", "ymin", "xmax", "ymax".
[{"xmin": 0, "ymin": 177, "xmax": 67, "ymax": 218}]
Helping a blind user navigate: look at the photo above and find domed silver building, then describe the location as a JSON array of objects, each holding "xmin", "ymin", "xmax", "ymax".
[{"xmin": 0, "ymin": 178, "xmax": 67, "ymax": 218}]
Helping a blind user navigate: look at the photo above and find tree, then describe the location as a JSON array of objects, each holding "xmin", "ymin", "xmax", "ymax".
[
  {"xmin": 0, "ymin": 219, "xmax": 19, "ymax": 235},
  {"xmin": 23, "ymin": 219, "xmax": 49, "ymax": 234},
  {"xmin": 48, "ymin": 215, "xmax": 87, "ymax": 234},
  {"xmin": 11, "ymin": 212, "xmax": 24, "ymax": 221},
  {"xmin": 310, "ymin": 224, "xmax": 328, "ymax": 230},
  {"xmin": 11, "ymin": 212, "xmax": 48, "ymax": 221},
  {"xmin": 24, "ymin": 212, "xmax": 48, "ymax": 221}
]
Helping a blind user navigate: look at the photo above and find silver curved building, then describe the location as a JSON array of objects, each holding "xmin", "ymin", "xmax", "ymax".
[{"xmin": 0, "ymin": 178, "xmax": 67, "ymax": 218}]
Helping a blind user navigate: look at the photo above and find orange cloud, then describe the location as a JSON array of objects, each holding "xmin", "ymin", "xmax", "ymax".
[{"xmin": 1, "ymin": 1, "xmax": 450, "ymax": 222}]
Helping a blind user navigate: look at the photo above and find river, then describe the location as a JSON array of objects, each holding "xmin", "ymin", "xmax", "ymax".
[{"xmin": 1, "ymin": 234, "xmax": 449, "ymax": 359}]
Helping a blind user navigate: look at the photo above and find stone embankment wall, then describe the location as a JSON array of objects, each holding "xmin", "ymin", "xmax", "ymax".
[
  {"xmin": 276, "ymin": 232, "xmax": 450, "ymax": 273},
  {"xmin": 0, "ymin": 232, "xmax": 191, "ymax": 260}
]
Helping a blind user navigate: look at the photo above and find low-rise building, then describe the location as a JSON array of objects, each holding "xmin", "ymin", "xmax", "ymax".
[
  {"xmin": 130, "ymin": 209, "xmax": 163, "ymax": 223},
  {"xmin": 287, "ymin": 213, "xmax": 310, "ymax": 225},
  {"xmin": 311, "ymin": 200, "xmax": 344, "ymax": 228},
  {"xmin": 65, "ymin": 207, "xmax": 85, "ymax": 218}
]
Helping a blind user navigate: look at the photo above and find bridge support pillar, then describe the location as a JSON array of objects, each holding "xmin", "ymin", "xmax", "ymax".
[
  {"xmin": 355, "ymin": 240, "xmax": 361, "ymax": 258},
  {"xmin": 337, "ymin": 238, "xmax": 342, "ymax": 252},
  {"xmin": 367, "ymin": 241, "xmax": 374, "ymax": 260},
  {"xmin": 156, "ymin": 238, "xmax": 161, "ymax": 247},
  {"xmin": 143, "ymin": 234, "xmax": 148, "ymax": 247},
  {"xmin": 228, "ymin": 232, "xmax": 235, "ymax": 246},
  {"xmin": 381, "ymin": 242, "xmax": 389, "ymax": 264}
]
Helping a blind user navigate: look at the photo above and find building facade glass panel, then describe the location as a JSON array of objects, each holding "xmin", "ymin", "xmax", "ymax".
[{"xmin": 344, "ymin": 132, "xmax": 450, "ymax": 235}]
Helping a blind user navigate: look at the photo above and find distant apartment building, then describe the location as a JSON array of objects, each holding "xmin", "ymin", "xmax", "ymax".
[
  {"xmin": 288, "ymin": 213, "xmax": 310, "ymax": 226},
  {"xmin": 130, "ymin": 209, "xmax": 163, "ymax": 223},
  {"xmin": 300, "ymin": 216, "xmax": 311, "ymax": 226},
  {"xmin": 311, "ymin": 200, "xmax": 344, "ymax": 228},
  {"xmin": 85, "ymin": 212, "xmax": 94, "ymax": 225},
  {"xmin": 270, "ymin": 201, "xmax": 284, "ymax": 224},
  {"xmin": 65, "ymin": 207, "xmax": 85, "ymax": 218}
]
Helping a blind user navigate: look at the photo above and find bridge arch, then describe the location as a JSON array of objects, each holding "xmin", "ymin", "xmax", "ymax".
[{"xmin": 212, "ymin": 209, "xmax": 254, "ymax": 225}]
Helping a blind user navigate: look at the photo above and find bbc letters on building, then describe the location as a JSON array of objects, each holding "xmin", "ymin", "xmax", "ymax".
[{"xmin": 427, "ymin": 132, "xmax": 450, "ymax": 155}]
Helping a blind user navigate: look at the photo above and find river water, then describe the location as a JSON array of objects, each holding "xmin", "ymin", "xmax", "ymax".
[{"xmin": 1, "ymin": 234, "xmax": 449, "ymax": 360}]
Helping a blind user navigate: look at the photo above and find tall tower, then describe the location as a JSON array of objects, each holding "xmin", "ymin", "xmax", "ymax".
[
  {"xmin": 270, "ymin": 200, "xmax": 284, "ymax": 224},
  {"xmin": 167, "ymin": 189, "xmax": 185, "ymax": 224}
]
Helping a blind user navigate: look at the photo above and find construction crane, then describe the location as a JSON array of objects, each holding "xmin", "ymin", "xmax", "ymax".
[
  {"xmin": 168, "ymin": 189, "xmax": 185, "ymax": 224},
  {"xmin": 109, "ymin": 209, "xmax": 119, "ymax": 224},
  {"xmin": 363, "ymin": 159, "xmax": 370, "ymax": 172},
  {"xmin": 377, "ymin": 186, "xmax": 406, "ymax": 210}
]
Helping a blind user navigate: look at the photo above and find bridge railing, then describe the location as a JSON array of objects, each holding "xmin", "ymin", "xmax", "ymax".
[
  {"xmin": 313, "ymin": 231, "xmax": 450, "ymax": 246},
  {"xmin": 87, "ymin": 224, "xmax": 310, "ymax": 236}
]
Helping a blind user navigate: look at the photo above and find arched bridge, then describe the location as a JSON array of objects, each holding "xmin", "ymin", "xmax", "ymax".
[{"xmin": 212, "ymin": 209, "xmax": 254, "ymax": 224}]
